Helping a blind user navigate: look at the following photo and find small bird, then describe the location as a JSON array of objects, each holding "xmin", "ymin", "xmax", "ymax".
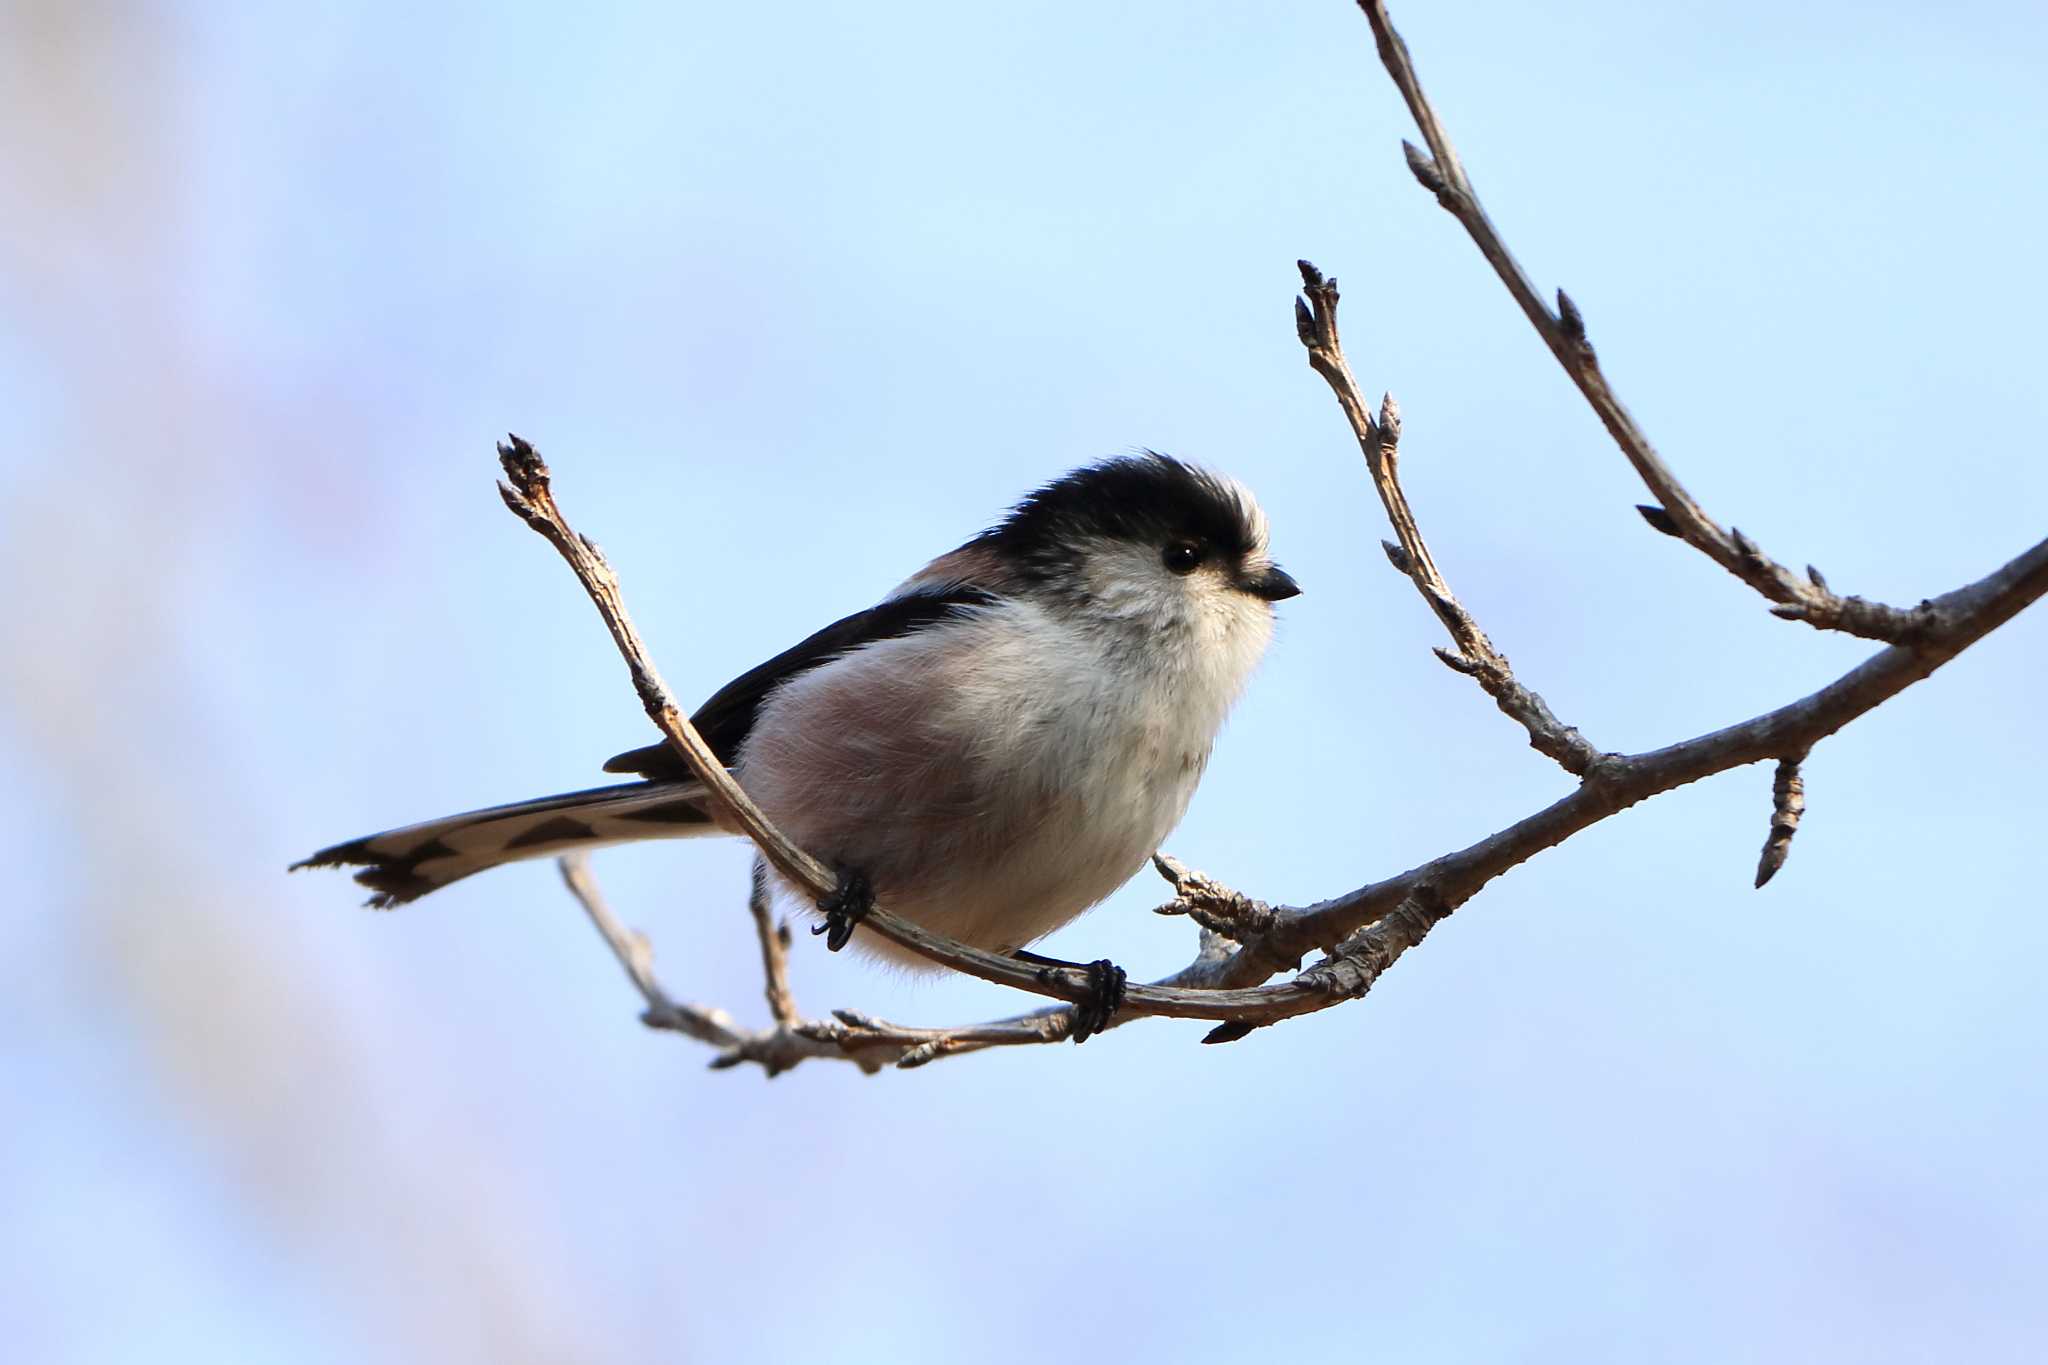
[{"xmin": 294, "ymin": 454, "xmax": 1299, "ymax": 1038}]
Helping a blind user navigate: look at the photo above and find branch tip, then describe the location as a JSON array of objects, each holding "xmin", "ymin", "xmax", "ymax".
[
  {"xmin": 1401, "ymin": 138, "xmax": 1443, "ymax": 193},
  {"xmin": 496, "ymin": 433, "xmax": 548, "ymax": 496},
  {"xmin": 1555, "ymin": 289, "xmax": 1585, "ymax": 342},
  {"xmin": 1350, "ymin": 1, "xmax": 1955, "ymax": 640},
  {"xmin": 1636, "ymin": 504, "xmax": 1682, "ymax": 538},
  {"xmin": 495, "ymin": 480, "xmax": 532, "ymax": 521},
  {"xmin": 1754, "ymin": 754, "xmax": 1809, "ymax": 888},
  {"xmin": 1432, "ymin": 646, "xmax": 1482, "ymax": 675}
]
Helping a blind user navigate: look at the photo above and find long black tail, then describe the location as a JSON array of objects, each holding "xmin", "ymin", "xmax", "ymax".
[{"xmin": 292, "ymin": 781, "xmax": 717, "ymax": 907}]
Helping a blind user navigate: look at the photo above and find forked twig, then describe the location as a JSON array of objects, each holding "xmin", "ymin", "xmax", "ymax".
[
  {"xmin": 1357, "ymin": 0, "xmax": 1932, "ymax": 645},
  {"xmin": 1295, "ymin": 261, "xmax": 1604, "ymax": 776}
]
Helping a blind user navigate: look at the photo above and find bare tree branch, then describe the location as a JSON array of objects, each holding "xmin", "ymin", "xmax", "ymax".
[
  {"xmin": 1295, "ymin": 260, "xmax": 1604, "ymax": 776},
  {"xmin": 1264, "ymin": 533, "xmax": 2048, "ymax": 965},
  {"xmin": 559, "ymin": 842, "xmax": 1079, "ymax": 1071},
  {"xmin": 495, "ymin": 4, "xmax": 2048, "ymax": 1074},
  {"xmin": 1151, "ymin": 852, "xmax": 1280, "ymax": 946},
  {"xmin": 1356, "ymin": 0, "xmax": 1932, "ymax": 645},
  {"xmin": 519, "ymin": 427, "xmax": 2047, "ymax": 1060},
  {"xmin": 799, "ymin": 1009, "xmax": 1071, "ymax": 1069},
  {"xmin": 558, "ymin": 853, "xmax": 903, "ymax": 1075},
  {"xmin": 745, "ymin": 856, "xmax": 799, "ymax": 1030},
  {"xmin": 556, "ymin": 853, "xmax": 743, "ymax": 1052}
]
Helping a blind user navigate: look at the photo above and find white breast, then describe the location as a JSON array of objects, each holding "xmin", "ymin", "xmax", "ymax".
[{"xmin": 735, "ymin": 591, "xmax": 1272, "ymax": 967}]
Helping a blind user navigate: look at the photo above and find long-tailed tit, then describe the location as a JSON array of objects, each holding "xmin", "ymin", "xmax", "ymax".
[{"xmin": 295, "ymin": 454, "xmax": 1299, "ymax": 1038}]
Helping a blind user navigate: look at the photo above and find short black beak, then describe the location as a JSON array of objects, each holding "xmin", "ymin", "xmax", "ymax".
[{"xmin": 1241, "ymin": 564, "xmax": 1302, "ymax": 602}]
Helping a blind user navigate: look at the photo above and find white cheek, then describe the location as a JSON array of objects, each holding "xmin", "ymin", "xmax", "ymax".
[
  {"xmin": 1078, "ymin": 544, "xmax": 1185, "ymax": 620},
  {"xmin": 1072, "ymin": 541, "xmax": 1278, "ymax": 699},
  {"xmin": 1199, "ymin": 586, "xmax": 1275, "ymax": 688}
]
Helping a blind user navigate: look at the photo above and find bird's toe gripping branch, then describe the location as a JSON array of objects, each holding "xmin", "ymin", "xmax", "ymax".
[
  {"xmin": 1068, "ymin": 958, "xmax": 1128, "ymax": 1043},
  {"xmin": 813, "ymin": 865, "xmax": 875, "ymax": 953},
  {"xmin": 1011, "ymin": 949, "xmax": 1127, "ymax": 1044}
]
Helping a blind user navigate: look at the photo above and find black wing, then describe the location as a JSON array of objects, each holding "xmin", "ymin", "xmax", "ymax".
[{"xmin": 602, "ymin": 586, "xmax": 997, "ymax": 780}]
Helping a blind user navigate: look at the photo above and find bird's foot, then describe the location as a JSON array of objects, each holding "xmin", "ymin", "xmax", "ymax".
[
  {"xmin": 1013, "ymin": 949, "xmax": 1127, "ymax": 1044},
  {"xmin": 812, "ymin": 865, "xmax": 873, "ymax": 952}
]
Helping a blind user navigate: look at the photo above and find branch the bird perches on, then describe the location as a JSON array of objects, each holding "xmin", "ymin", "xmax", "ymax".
[{"xmin": 503, "ymin": 0, "xmax": 2048, "ymax": 1074}]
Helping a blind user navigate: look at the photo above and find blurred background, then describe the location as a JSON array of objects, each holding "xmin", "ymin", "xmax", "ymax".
[{"xmin": 4, "ymin": 0, "xmax": 2045, "ymax": 1360}]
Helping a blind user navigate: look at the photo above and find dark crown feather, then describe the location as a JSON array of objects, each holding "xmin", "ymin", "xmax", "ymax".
[{"xmin": 975, "ymin": 453, "xmax": 1258, "ymax": 578}]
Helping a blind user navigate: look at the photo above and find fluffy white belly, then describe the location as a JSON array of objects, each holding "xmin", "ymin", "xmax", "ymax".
[{"xmin": 737, "ymin": 598, "xmax": 1247, "ymax": 968}]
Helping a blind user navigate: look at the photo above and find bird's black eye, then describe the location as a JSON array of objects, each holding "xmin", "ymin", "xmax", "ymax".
[{"xmin": 1162, "ymin": 541, "xmax": 1205, "ymax": 575}]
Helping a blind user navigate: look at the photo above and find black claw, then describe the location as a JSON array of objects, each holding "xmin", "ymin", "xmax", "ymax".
[
  {"xmin": 1069, "ymin": 958, "xmax": 1127, "ymax": 1044},
  {"xmin": 1008, "ymin": 949, "xmax": 1127, "ymax": 1043},
  {"xmin": 812, "ymin": 865, "xmax": 873, "ymax": 952}
]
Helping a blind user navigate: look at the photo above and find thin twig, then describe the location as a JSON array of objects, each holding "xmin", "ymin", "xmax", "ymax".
[
  {"xmin": 798, "ymin": 1009, "xmax": 1071, "ymax": 1069},
  {"xmin": 1294, "ymin": 262, "xmax": 1604, "ymax": 775},
  {"xmin": 559, "ymin": 853, "xmax": 898, "ymax": 1075},
  {"xmin": 1355, "ymin": 0, "xmax": 1931, "ymax": 645},
  {"xmin": 556, "ymin": 853, "xmax": 744, "ymax": 1050},
  {"xmin": 746, "ymin": 855, "xmax": 799, "ymax": 1028},
  {"xmin": 1150, "ymin": 853, "xmax": 1280, "ymax": 945}
]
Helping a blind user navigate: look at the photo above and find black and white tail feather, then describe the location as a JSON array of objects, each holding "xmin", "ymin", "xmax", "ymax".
[{"xmin": 290, "ymin": 780, "xmax": 717, "ymax": 908}]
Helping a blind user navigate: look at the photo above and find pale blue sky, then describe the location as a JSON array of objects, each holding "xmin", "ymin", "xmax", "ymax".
[{"xmin": 3, "ymin": 1, "xmax": 2045, "ymax": 1361}]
